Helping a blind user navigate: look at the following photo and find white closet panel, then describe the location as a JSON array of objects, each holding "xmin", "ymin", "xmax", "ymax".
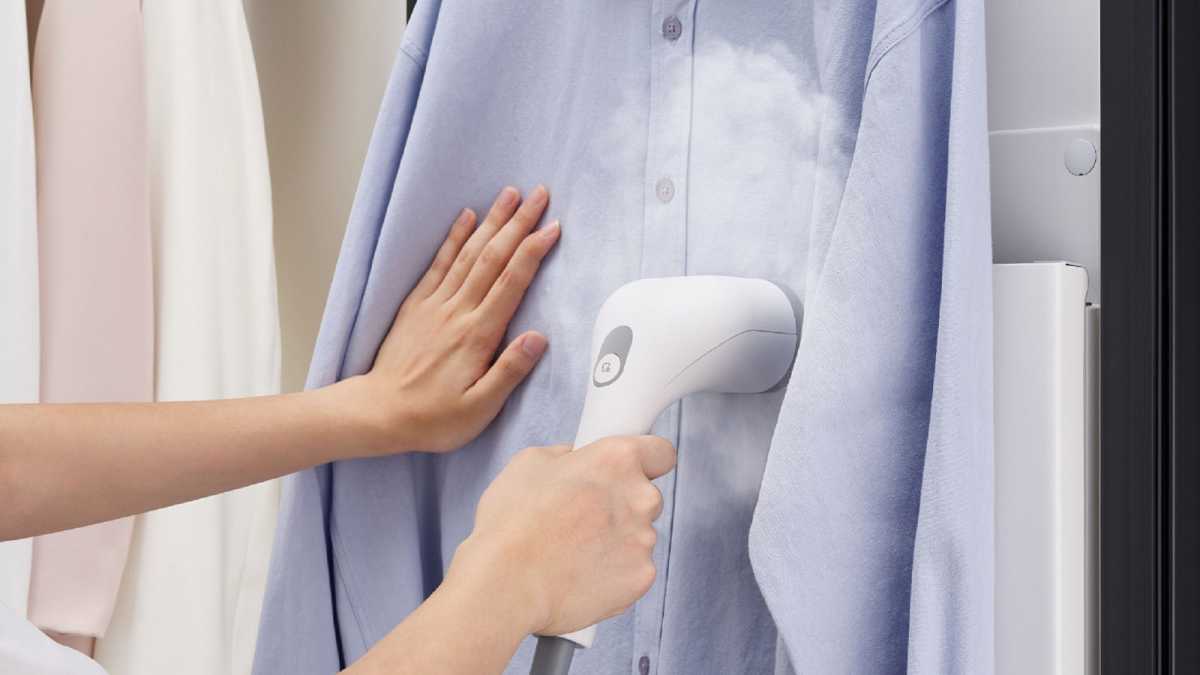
[{"xmin": 994, "ymin": 263, "xmax": 1094, "ymax": 675}]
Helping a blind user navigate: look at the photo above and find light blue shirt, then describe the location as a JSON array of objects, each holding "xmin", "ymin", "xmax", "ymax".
[{"xmin": 254, "ymin": 1, "xmax": 994, "ymax": 673}]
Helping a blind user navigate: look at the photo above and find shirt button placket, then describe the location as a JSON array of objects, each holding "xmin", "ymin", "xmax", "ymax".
[{"xmin": 635, "ymin": 2, "xmax": 695, "ymax": 673}]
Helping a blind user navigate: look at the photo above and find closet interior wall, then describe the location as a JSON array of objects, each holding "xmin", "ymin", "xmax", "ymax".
[{"xmin": 244, "ymin": 0, "xmax": 408, "ymax": 392}]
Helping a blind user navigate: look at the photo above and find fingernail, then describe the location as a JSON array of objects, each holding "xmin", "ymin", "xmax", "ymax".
[
  {"xmin": 542, "ymin": 220, "xmax": 560, "ymax": 237},
  {"xmin": 456, "ymin": 208, "xmax": 471, "ymax": 223},
  {"xmin": 531, "ymin": 184, "xmax": 548, "ymax": 204},
  {"xmin": 522, "ymin": 333, "xmax": 547, "ymax": 359},
  {"xmin": 500, "ymin": 186, "xmax": 519, "ymax": 204}
]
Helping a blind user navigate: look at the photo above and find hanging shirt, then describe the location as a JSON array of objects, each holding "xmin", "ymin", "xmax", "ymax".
[
  {"xmin": 91, "ymin": 2, "xmax": 281, "ymax": 675},
  {"xmin": 0, "ymin": 606, "xmax": 106, "ymax": 675},
  {"xmin": 0, "ymin": 0, "xmax": 39, "ymax": 618},
  {"xmin": 28, "ymin": 0, "xmax": 154, "ymax": 642},
  {"xmin": 255, "ymin": 1, "xmax": 994, "ymax": 674}
]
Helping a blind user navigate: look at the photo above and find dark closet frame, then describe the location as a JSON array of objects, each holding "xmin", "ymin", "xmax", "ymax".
[{"xmin": 1101, "ymin": 0, "xmax": 1200, "ymax": 672}]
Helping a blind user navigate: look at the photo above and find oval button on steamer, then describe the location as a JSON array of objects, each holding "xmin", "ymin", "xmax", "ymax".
[{"xmin": 593, "ymin": 353, "xmax": 622, "ymax": 385}]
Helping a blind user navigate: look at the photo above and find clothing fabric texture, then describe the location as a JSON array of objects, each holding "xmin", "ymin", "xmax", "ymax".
[
  {"xmin": 255, "ymin": 1, "xmax": 994, "ymax": 674},
  {"xmin": 91, "ymin": 3, "xmax": 282, "ymax": 674},
  {"xmin": 0, "ymin": 0, "xmax": 39, "ymax": 619},
  {"xmin": 0, "ymin": 607, "xmax": 107, "ymax": 675},
  {"xmin": 28, "ymin": 0, "xmax": 154, "ymax": 640}
]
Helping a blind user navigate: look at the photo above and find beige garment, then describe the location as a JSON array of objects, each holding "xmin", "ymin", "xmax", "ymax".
[
  {"xmin": 93, "ymin": 2, "xmax": 282, "ymax": 674},
  {"xmin": 28, "ymin": 0, "xmax": 153, "ymax": 642}
]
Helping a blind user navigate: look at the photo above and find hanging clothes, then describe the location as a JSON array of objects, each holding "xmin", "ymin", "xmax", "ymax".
[
  {"xmin": 91, "ymin": 2, "xmax": 282, "ymax": 674},
  {"xmin": 0, "ymin": 605, "xmax": 106, "ymax": 675},
  {"xmin": 255, "ymin": 0, "xmax": 993, "ymax": 673},
  {"xmin": 27, "ymin": 0, "xmax": 153, "ymax": 647},
  {"xmin": 0, "ymin": 0, "xmax": 39, "ymax": 618}
]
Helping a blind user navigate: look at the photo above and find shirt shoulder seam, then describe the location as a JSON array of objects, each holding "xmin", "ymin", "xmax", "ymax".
[{"xmin": 864, "ymin": 0, "xmax": 951, "ymax": 89}]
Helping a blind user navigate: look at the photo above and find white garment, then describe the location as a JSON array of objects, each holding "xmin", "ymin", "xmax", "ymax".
[
  {"xmin": 0, "ymin": 607, "xmax": 106, "ymax": 675},
  {"xmin": 92, "ymin": 3, "xmax": 281, "ymax": 674},
  {"xmin": 0, "ymin": 0, "xmax": 38, "ymax": 616}
]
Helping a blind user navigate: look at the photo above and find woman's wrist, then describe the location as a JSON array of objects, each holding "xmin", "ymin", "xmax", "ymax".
[
  {"xmin": 321, "ymin": 375, "xmax": 421, "ymax": 459},
  {"xmin": 344, "ymin": 533, "xmax": 537, "ymax": 675},
  {"xmin": 446, "ymin": 534, "xmax": 547, "ymax": 639}
]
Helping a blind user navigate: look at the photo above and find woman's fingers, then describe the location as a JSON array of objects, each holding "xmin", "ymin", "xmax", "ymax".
[
  {"xmin": 412, "ymin": 208, "xmax": 477, "ymax": 298},
  {"xmin": 359, "ymin": 183, "xmax": 561, "ymax": 455},
  {"xmin": 436, "ymin": 186, "xmax": 521, "ymax": 298},
  {"xmin": 475, "ymin": 220, "xmax": 560, "ymax": 330},
  {"xmin": 641, "ymin": 484, "xmax": 665, "ymax": 522},
  {"xmin": 467, "ymin": 331, "xmax": 549, "ymax": 410},
  {"xmin": 632, "ymin": 435, "xmax": 677, "ymax": 481},
  {"xmin": 456, "ymin": 185, "xmax": 550, "ymax": 306}
]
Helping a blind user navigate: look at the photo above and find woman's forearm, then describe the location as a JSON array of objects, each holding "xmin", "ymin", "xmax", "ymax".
[
  {"xmin": 345, "ymin": 538, "xmax": 533, "ymax": 675},
  {"xmin": 0, "ymin": 379, "xmax": 378, "ymax": 540}
]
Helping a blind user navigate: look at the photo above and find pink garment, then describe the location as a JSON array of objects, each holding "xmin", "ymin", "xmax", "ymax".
[{"xmin": 27, "ymin": 0, "xmax": 153, "ymax": 641}]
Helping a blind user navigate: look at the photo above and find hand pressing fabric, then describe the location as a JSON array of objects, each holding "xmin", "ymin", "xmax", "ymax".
[{"xmin": 352, "ymin": 184, "xmax": 561, "ymax": 454}]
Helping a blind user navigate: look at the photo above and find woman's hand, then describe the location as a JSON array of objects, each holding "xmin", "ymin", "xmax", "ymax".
[
  {"xmin": 346, "ymin": 435, "xmax": 676, "ymax": 675},
  {"xmin": 451, "ymin": 435, "xmax": 676, "ymax": 636},
  {"xmin": 347, "ymin": 185, "xmax": 560, "ymax": 454}
]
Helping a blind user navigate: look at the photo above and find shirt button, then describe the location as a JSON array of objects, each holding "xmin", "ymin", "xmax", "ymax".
[
  {"xmin": 655, "ymin": 177, "xmax": 675, "ymax": 203},
  {"xmin": 662, "ymin": 15, "xmax": 682, "ymax": 41},
  {"xmin": 638, "ymin": 655, "xmax": 650, "ymax": 675}
]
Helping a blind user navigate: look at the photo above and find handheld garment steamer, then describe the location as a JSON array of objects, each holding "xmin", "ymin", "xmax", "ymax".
[{"xmin": 529, "ymin": 276, "xmax": 801, "ymax": 675}]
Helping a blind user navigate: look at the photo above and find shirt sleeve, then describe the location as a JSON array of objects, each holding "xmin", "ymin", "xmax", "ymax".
[
  {"xmin": 748, "ymin": 1, "xmax": 994, "ymax": 673},
  {"xmin": 252, "ymin": 44, "xmax": 429, "ymax": 675}
]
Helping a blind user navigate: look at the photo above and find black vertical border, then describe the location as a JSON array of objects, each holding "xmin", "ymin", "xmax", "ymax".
[
  {"xmin": 1166, "ymin": 0, "xmax": 1200, "ymax": 672},
  {"xmin": 1101, "ymin": 0, "xmax": 1200, "ymax": 671},
  {"xmin": 1100, "ymin": 0, "xmax": 1167, "ymax": 673},
  {"xmin": 1102, "ymin": 0, "xmax": 1200, "ymax": 671}
]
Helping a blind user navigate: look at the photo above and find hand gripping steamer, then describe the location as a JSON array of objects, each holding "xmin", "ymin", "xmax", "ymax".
[{"xmin": 529, "ymin": 276, "xmax": 801, "ymax": 675}]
